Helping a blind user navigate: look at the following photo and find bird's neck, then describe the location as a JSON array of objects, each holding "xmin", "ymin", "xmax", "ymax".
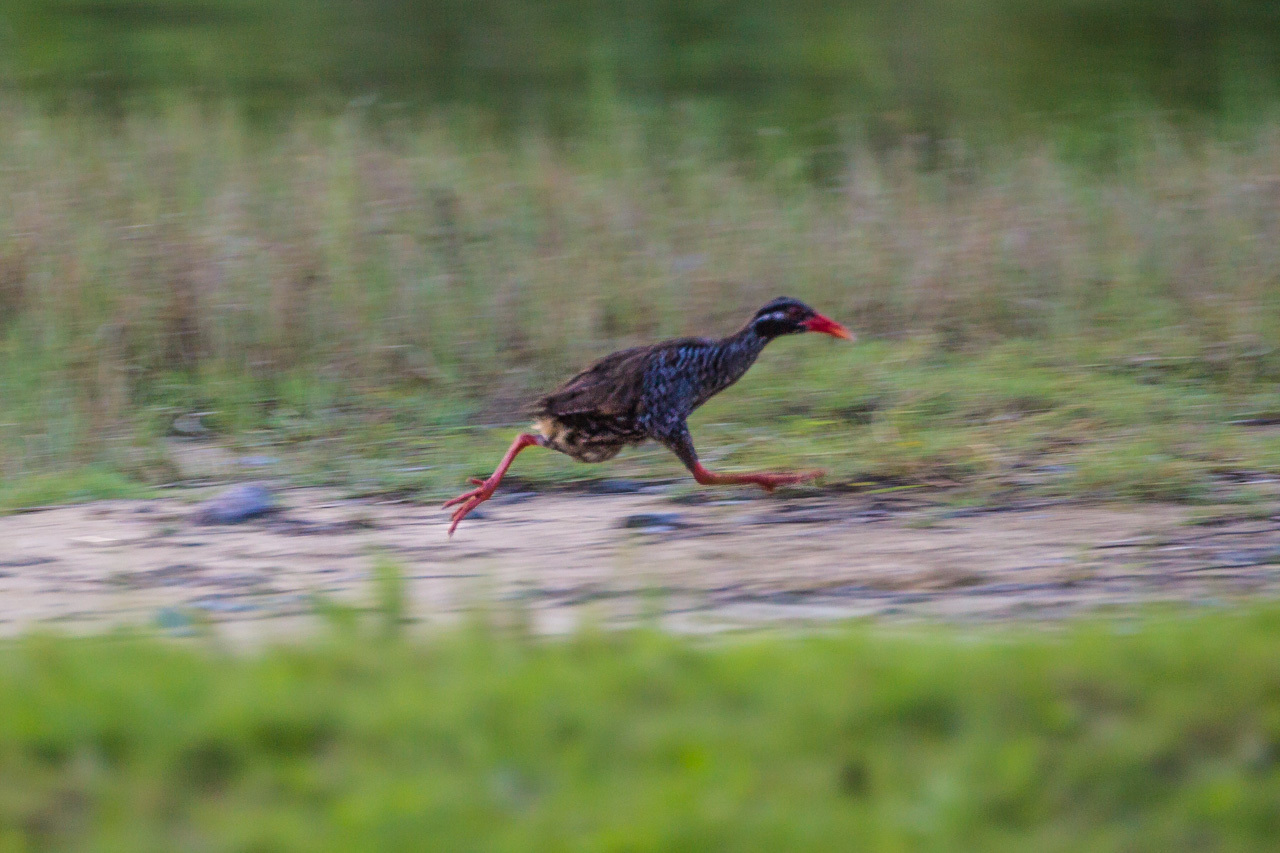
[
  {"xmin": 718, "ymin": 324, "xmax": 771, "ymax": 369},
  {"xmin": 686, "ymin": 326, "xmax": 771, "ymax": 407}
]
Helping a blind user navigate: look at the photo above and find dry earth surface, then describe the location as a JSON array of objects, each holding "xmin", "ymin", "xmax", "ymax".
[{"xmin": 4, "ymin": 483, "xmax": 1280, "ymax": 641}]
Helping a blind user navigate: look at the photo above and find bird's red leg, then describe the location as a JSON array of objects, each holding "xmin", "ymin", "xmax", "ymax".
[
  {"xmin": 443, "ymin": 433, "xmax": 544, "ymax": 536},
  {"xmin": 689, "ymin": 462, "xmax": 823, "ymax": 493},
  {"xmin": 663, "ymin": 426, "xmax": 822, "ymax": 494}
]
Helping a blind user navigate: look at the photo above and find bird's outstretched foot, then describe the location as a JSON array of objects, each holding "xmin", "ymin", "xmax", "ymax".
[
  {"xmin": 741, "ymin": 469, "xmax": 825, "ymax": 493},
  {"xmin": 443, "ymin": 433, "xmax": 544, "ymax": 537},
  {"xmin": 443, "ymin": 477, "xmax": 497, "ymax": 536},
  {"xmin": 690, "ymin": 462, "xmax": 824, "ymax": 493}
]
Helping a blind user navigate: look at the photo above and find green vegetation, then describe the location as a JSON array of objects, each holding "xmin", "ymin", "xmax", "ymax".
[
  {"xmin": 3, "ymin": 105, "xmax": 1280, "ymax": 506},
  {"xmin": 3, "ymin": 6, "xmax": 1279, "ymax": 848},
  {"xmin": 0, "ymin": 468, "xmax": 151, "ymax": 513},
  {"xmin": 6, "ymin": 0, "xmax": 1280, "ymax": 143},
  {"xmin": 0, "ymin": 608, "xmax": 1278, "ymax": 850}
]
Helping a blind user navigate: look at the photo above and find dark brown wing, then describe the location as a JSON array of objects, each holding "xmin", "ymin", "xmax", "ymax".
[
  {"xmin": 535, "ymin": 345, "xmax": 655, "ymax": 426},
  {"xmin": 534, "ymin": 336, "xmax": 717, "ymax": 441}
]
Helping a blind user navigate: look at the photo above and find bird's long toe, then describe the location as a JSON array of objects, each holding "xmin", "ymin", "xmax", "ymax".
[
  {"xmin": 447, "ymin": 498, "xmax": 483, "ymax": 536},
  {"xmin": 752, "ymin": 469, "xmax": 824, "ymax": 490},
  {"xmin": 442, "ymin": 491, "xmax": 473, "ymax": 509},
  {"xmin": 443, "ymin": 484, "xmax": 486, "ymax": 509},
  {"xmin": 445, "ymin": 480, "xmax": 499, "ymax": 535}
]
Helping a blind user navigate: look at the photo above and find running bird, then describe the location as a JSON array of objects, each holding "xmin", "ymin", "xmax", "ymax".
[{"xmin": 445, "ymin": 297, "xmax": 854, "ymax": 535}]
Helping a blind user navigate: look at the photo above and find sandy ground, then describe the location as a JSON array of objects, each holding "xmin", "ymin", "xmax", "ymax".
[{"xmin": 2, "ymin": 485, "xmax": 1279, "ymax": 639}]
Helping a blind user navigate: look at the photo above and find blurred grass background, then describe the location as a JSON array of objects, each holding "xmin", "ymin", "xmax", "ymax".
[
  {"xmin": 3, "ymin": 0, "xmax": 1280, "ymax": 504},
  {"xmin": 3, "ymin": 106, "xmax": 1280, "ymax": 502}
]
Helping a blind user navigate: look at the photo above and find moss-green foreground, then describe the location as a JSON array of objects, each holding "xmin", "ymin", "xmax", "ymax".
[{"xmin": 2, "ymin": 609, "xmax": 1279, "ymax": 851}]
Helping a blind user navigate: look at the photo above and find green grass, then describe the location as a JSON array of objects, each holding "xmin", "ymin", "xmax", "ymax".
[
  {"xmin": 3, "ymin": 103, "xmax": 1280, "ymax": 506},
  {"xmin": 129, "ymin": 340, "xmax": 1277, "ymax": 508},
  {"xmin": 11, "ymin": 338, "xmax": 1278, "ymax": 511},
  {"xmin": 0, "ymin": 468, "xmax": 152, "ymax": 513},
  {"xmin": 2, "ymin": 609, "xmax": 1280, "ymax": 850}
]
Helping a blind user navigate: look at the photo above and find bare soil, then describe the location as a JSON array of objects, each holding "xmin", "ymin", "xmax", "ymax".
[{"xmin": 3, "ymin": 486, "xmax": 1280, "ymax": 639}]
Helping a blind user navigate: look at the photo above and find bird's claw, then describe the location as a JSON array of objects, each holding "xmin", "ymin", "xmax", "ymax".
[
  {"xmin": 442, "ymin": 479, "xmax": 488, "ymax": 510},
  {"xmin": 443, "ymin": 478, "xmax": 498, "ymax": 536},
  {"xmin": 752, "ymin": 469, "xmax": 824, "ymax": 492}
]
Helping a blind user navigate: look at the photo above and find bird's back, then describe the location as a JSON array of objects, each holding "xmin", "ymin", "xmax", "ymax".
[{"xmin": 531, "ymin": 338, "xmax": 718, "ymax": 460}]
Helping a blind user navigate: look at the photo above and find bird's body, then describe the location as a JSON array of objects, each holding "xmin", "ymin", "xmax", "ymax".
[
  {"xmin": 533, "ymin": 328, "xmax": 768, "ymax": 465},
  {"xmin": 445, "ymin": 297, "xmax": 854, "ymax": 535}
]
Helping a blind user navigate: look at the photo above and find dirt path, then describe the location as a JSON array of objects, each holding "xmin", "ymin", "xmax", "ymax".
[{"xmin": 2, "ymin": 486, "xmax": 1279, "ymax": 638}]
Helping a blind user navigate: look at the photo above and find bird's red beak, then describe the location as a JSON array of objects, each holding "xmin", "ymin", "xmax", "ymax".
[{"xmin": 802, "ymin": 313, "xmax": 855, "ymax": 340}]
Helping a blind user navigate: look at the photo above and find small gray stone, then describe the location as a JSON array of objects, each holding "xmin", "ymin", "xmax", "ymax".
[
  {"xmin": 170, "ymin": 412, "xmax": 213, "ymax": 437},
  {"xmin": 196, "ymin": 483, "xmax": 278, "ymax": 524},
  {"xmin": 620, "ymin": 512, "xmax": 686, "ymax": 532},
  {"xmin": 154, "ymin": 606, "xmax": 197, "ymax": 636},
  {"xmin": 189, "ymin": 595, "xmax": 259, "ymax": 613},
  {"xmin": 588, "ymin": 479, "xmax": 648, "ymax": 495},
  {"xmin": 0, "ymin": 556, "xmax": 56, "ymax": 569},
  {"xmin": 1214, "ymin": 548, "xmax": 1280, "ymax": 568}
]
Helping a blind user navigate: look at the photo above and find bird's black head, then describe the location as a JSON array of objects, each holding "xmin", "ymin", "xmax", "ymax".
[{"xmin": 748, "ymin": 297, "xmax": 855, "ymax": 341}]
